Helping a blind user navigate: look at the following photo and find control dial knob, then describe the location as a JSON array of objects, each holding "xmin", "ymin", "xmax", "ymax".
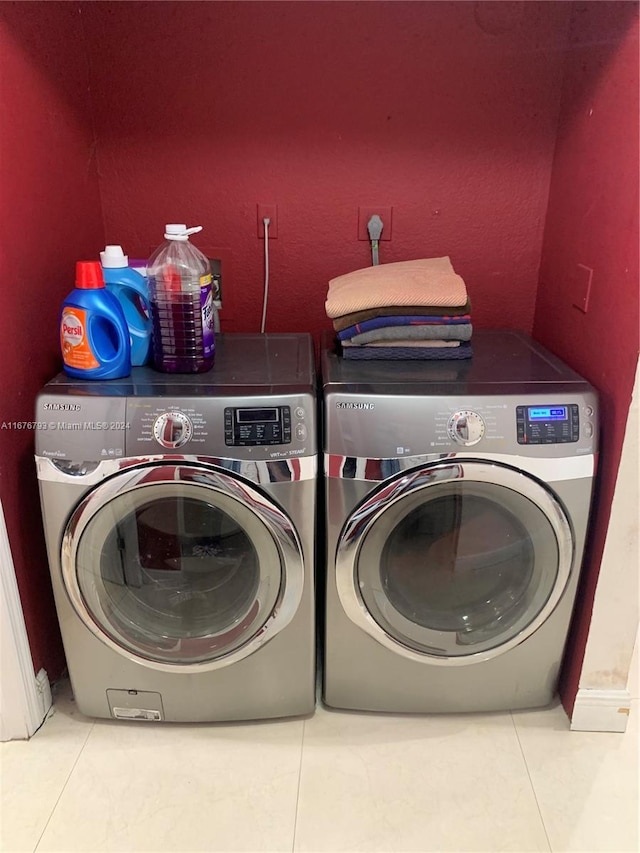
[
  {"xmin": 153, "ymin": 411, "xmax": 193, "ymax": 449},
  {"xmin": 447, "ymin": 410, "xmax": 485, "ymax": 446}
]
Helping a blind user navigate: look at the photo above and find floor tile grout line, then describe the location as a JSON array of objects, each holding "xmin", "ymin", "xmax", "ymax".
[
  {"xmin": 33, "ymin": 717, "xmax": 96, "ymax": 852},
  {"xmin": 510, "ymin": 710, "xmax": 553, "ymax": 853},
  {"xmin": 291, "ymin": 718, "xmax": 306, "ymax": 853}
]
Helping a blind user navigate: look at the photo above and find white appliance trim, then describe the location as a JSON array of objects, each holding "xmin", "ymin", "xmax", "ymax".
[
  {"xmin": 0, "ymin": 499, "xmax": 52, "ymax": 741},
  {"xmin": 571, "ymin": 688, "xmax": 632, "ymax": 733}
]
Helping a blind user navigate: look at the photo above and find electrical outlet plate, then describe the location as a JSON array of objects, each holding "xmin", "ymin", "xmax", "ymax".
[
  {"xmin": 570, "ymin": 263, "xmax": 594, "ymax": 313},
  {"xmin": 257, "ymin": 204, "xmax": 278, "ymax": 238},
  {"xmin": 358, "ymin": 206, "xmax": 392, "ymax": 241}
]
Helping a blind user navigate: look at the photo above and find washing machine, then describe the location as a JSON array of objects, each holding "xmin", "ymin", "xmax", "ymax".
[
  {"xmin": 35, "ymin": 333, "xmax": 316, "ymax": 722},
  {"xmin": 322, "ymin": 329, "xmax": 598, "ymax": 712}
]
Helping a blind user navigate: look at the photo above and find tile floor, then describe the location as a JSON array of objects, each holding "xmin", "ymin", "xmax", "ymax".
[{"xmin": 1, "ymin": 681, "xmax": 637, "ymax": 853}]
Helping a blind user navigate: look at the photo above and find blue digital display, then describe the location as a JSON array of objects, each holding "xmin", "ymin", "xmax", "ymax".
[{"xmin": 528, "ymin": 407, "xmax": 567, "ymax": 421}]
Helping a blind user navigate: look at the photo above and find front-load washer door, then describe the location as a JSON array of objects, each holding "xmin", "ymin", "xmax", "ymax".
[
  {"xmin": 336, "ymin": 461, "xmax": 574, "ymax": 664},
  {"xmin": 61, "ymin": 463, "xmax": 304, "ymax": 671}
]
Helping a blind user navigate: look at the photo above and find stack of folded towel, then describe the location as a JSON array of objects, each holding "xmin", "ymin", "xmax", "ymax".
[{"xmin": 325, "ymin": 257, "xmax": 472, "ymax": 360}]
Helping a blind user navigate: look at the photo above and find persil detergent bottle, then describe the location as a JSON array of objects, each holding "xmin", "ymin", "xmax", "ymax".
[
  {"xmin": 147, "ymin": 224, "xmax": 215, "ymax": 373},
  {"xmin": 60, "ymin": 261, "xmax": 131, "ymax": 379},
  {"xmin": 100, "ymin": 244, "xmax": 152, "ymax": 365}
]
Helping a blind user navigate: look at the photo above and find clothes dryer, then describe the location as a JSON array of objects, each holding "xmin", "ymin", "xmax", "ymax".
[
  {"xmin": 322, "ymin": 330, "xmax": 598, "ymax": 712},
  {"xmin": 36, "ymin": 334, "xmax": 316, "ymax": 722}
]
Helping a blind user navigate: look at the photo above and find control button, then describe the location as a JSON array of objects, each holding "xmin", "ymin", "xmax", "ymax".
[
  {"xmin": 295, "ymin": 424, "xmax": 307, "ymax": 441},
  {"xmin": 584, "ymin": 423, "xmax": 593, "ymax": 438},
  {"xmin": 585, "ymin": 405, "xmax": 594, "ymax": 417},
  {"xmin": 153, "ymin": 411, "xmax": 193, "ymax": 449},
  {"xmin": 447, "ymin": 411, "xmax": 485, "ymax": 446},
  {"xmin": 295, "ymin": 407, "xmax": 305, "ymax": 419}
]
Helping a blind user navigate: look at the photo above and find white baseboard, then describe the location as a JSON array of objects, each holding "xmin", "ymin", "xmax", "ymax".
[{"xmin": 571, "ymin": 687, "xmax": 632, "ymax": 733}]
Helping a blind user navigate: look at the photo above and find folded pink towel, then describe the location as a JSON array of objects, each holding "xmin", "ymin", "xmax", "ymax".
[{"xmin": 326, "ymin": 257, "xmax": 468, "ymax": 319}]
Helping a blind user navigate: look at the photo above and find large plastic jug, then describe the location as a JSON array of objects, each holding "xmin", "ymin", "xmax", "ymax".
[
  {"xmin": 60, "ymin": 261, "xmax": 131, "ymax": 380},
  {"xmin": 100, "ymin": 245, "xmax": 152, "ymax": 366},
  {"xmin": 147, "ymin": 224, "xmax": 215, "ymax": 373}
]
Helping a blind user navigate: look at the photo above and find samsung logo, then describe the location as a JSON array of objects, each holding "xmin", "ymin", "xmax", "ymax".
[
  {"xmin": 336, "ymin": 402, "xmax": 375, "ymax": 410},
  {"xmin": 43, "ymin": 403, "xmax": 81, "ymax": 412}
]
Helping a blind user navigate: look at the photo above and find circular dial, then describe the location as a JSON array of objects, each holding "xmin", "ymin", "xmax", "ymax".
[
  {"xmin": 153, "ymin": 411, "xmax": 193, "ymax": 449},
  {"xmin": 447, "ymin": 410, "xmax": 485, "ymax": 446}
]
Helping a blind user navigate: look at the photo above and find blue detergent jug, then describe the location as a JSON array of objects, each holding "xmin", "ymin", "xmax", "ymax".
[
  {"xmin": 100, "ymin": 245, "xmax": 152, "ymax": 366},
  {"xmin": 60, "ymin": 261, "xmax": 131, "ymax": 380}
]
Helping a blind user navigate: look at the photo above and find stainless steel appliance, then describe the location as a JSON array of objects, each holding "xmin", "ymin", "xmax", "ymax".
[
  {"xmin": 322, "ymin": 330, "xmax": 598, "ymax": 712},
  {"xmin": 36, "ymin": 334, "xmax": 316, "ymax": 722}
]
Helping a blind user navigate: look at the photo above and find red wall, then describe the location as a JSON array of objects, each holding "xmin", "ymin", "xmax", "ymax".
[
  {"xmin": 81, "ymin": 1, "xmax": 570, "ymax": 336},
  {"xmin": 0, "ymin": 3, "xmax": 105, "ymax": 677},
  {"xmin": 533, "ymin": 3, "xmax": 639, "ymax": 712}
]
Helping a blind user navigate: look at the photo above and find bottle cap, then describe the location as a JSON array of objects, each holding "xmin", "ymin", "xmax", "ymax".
[
  {"xmin": 164, "ymin": 224, "xmax": 203, "ymax": 241},
  {"xmin": 100, "ymin": 245, "xmax": 128, "ymax": 268},
  {"xmin": 76, "ymin": 261, "xmax": 105, "ymax": 289}
]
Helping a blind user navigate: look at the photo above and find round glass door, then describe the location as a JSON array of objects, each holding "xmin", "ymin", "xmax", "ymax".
[
  {"xmin": 336, "ymin": 462, "xmax": 573, "ymax": 663},
  {"xmin": 62, "ymin": 464, "xmax": 303, "ymax": 668}
]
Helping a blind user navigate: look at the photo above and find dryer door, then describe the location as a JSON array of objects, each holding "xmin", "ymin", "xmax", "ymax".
[
  {"xmin": 61, "ymin": 463, "xmax": 304, "ymax": 671},
  {"xmin": 336, "ymin": 461, "xmax": 573, "ymax": 664}
]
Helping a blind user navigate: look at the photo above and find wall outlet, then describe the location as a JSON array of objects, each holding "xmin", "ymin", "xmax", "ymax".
[
  {"xmin": 570, "ymin": 263, "xmax": 594, "ymax": 313},
  {"xmin": 358, "ymin": 206, "xmax": 392, "ymax": 241},
  {"xmin": 257, "ymin": 204, "xmax": 278, "ymax": 238}
]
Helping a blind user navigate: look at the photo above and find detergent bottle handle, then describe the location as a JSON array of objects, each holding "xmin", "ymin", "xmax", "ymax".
[
  {"xmin": 111, "ymin": 313, "xmax": 131, "ymax": 364},
  {"xmin": 91, "ymin": 312, "xmax": 131, "ymax": 366}
]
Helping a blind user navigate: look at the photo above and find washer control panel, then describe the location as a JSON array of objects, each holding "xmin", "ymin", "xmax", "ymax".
[
  {"xmin": 327, "ymin": 391, "xmax": 597, "ymax": 458},
  {"xmin": 224, "ymin": 406, "xmax": 292, "ymax": 447},
  {"xmin": 447, "ymin": 410, "xmax": 486, "ymax": 446},
  {"xmin": 516, "ymin": 404, "xmax": 579, "ymax": 445},
  {"xmin": 153, "ymin": 411, "xmax": 193, "ymax": 448}
]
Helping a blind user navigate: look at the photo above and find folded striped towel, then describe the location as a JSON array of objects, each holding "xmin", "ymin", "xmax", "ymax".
[
  {"xmin": 344, "ymin": 323, "xmax": 473, "ymax": 345},
  {"xmin": 326, "ymin": 257, "xmax": 468, "ymax": 319},
  {"xmin": 338, "ymin": 315, "xmax": 471, "ymax": 341},
  {"xmin": 342, "ymin": 340, "xmax": 461, "ymax": 348},
  {"xmin": 333, "ymin": 300, "xmax": 471, "ymax": 331}
]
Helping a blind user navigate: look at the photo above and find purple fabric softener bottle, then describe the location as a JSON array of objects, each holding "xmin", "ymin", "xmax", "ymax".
[{"xmin": 146, "ymin": 224, "xmax": 215, "ymax": 373}]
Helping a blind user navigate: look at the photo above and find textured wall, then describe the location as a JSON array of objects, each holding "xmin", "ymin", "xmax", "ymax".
[
  {"xmin": 533, "ymin": 3, "xmax": 639, "ymax": 712},
  {"xmin": 81, "ymin": 1, "xmax": 570, "ymax": 336},
  {"xmin": 0, "ymin": 2, "xmax": 105, "ymax": 677}
]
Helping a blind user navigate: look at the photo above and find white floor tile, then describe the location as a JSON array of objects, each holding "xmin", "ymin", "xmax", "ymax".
[
  {"xmin": 5, "ymin": 683, "xmax": 638, "ymax": 853},
  {"xmin": 293, "ymin": 704, "xmax": 550, "ymax": 853},
  {"xmin": 35, "ymin": 708, "xmax": 304, "ymax": 853},
  {"xmin": 0, "ymin": 682, "xmax": 94, "ymax": 853},
  {"xmin": 513, "ymin": 699, "xmax": 639, "ymax": 852}
]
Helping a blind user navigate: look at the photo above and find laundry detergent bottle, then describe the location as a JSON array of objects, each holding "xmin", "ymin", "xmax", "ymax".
[
  {"xmin": 147, "ymin": 224, "xmax": 215, "ymax": 373},
  {"xmin": 100, "ymin": 244, "xmax": 152, "ymax": 366},
  {"xmin": 60, "ymin": 261, "xmax": 131, "ymax": 379}
]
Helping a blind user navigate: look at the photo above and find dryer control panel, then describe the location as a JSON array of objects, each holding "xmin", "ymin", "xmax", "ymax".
[
  {"xmin": 224, "ymin": 406, "xmax": 292, "ymax": 447},
  {"xmin": 516, "ymin": 404, "xmax": 579, "ymax": 444}
]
